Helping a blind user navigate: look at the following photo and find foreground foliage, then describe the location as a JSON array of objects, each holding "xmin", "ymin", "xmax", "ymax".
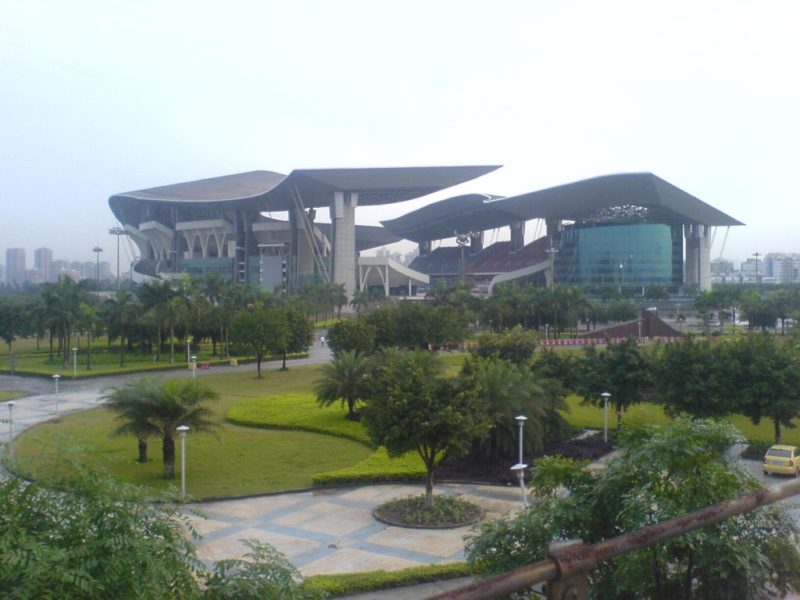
[
  {"xmin": 467, "ymin": 418, "xmax": 800, "ymax": 599},
  {"xmin": 0, "ymin": 469, "xmax": 323, "ymax": 600}
]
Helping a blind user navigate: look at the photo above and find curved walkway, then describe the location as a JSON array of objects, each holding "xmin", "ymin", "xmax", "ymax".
[{"xmin": 0, "ymin": 339, "xmax": 523, "ymax": 580}]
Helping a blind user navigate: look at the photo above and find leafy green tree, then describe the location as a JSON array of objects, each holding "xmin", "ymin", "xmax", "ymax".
[
  {"xmin": 314, "ymin": 350, "xmax": 371, "ymax": 420},
  {"xmin": 473, "ymin": 325, "xmax": 538, "ymax": 364},
  {"xmin": 724, "ymin": 333, "xmax": 800, "ymax": 443},
  {"xmin": 575, "ymin": 338, "xmax": 651, "ymax": 428},
  {"xmin": 230, "ymin": 305, "xmax": 275, "ymax": 378},
  {"xmin": 607, "ymin": 299, "xmax": 638, "ymax": 323},
  {"xmin": 363, "ymin": 349, "xmax": 485, "ymax": 507},
  {"xmin": 104, "ymin": 379, "xmax": 218, "ymax": 478},
  {"xmin": 0, "ymin": 469, "xmax": 202, "ymax": 598},
  {"xmin": 204, "ymin": 539, "xmax": 322, "ymax": 600},
  {"xmin": 326, "ymin": 318, "xmax": 376, "ymax": 355},
  {"xmin": 466, "ymin": 418, "xmax": 800, "ymax": 599},
  {"xmin": 652, "ymin": 337, "xmax": 736, "ymax": 418},
  {"xmin": 0, "ymin": 299, "xmax": 24, "ymax": 354}
]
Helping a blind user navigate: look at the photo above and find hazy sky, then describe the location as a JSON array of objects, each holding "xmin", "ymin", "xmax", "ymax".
[{"xmin": 2, "ymin": 1, "xmax": 798, "ymax": 270}]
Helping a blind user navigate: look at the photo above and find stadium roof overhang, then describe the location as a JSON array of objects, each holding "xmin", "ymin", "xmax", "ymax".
[
  {"xmin": 380, "ymin": 172, "xmax": 743, "ymax": 242},
  {"xmin": 108, "ymin": 166, "xmax": 501, "ymax": 225}
]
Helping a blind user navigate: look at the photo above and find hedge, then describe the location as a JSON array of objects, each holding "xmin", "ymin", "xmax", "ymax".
[
  {"xmin": 311, "ymin": 447, "xmax": 426, "ymax": 486},
  {"xmin": 302, "ymin": 562, "xmax": 470, "ymax": 597}
]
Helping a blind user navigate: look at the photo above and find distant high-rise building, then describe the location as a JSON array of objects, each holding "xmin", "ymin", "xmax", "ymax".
[
  {"xmin": 5, "ymin": 248, "xmax": 25, "ymax": 285},
  {"xmin": 34, "ymin": 247, "xmax": 54, "ymax": 283}
]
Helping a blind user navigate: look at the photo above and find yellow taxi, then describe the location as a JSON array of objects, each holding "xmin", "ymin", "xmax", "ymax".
[{"xmin": 762, "ymin": 445, "xmax": 800, "ymax": 476}]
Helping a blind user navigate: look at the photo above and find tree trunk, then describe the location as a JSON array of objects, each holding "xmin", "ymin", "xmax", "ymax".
[
  {"xmin": 163, "ymin": 435, "xmax": 176, "ymax": 479},
  {"xmin": 774, "ymin": 419, "xmax": 782, "ymax": 444},
  {"xmin": 256, "ymin": 355, "xmax": 262, "ymax": 378},
  {"xmin": 424, "ymin": 465, "xmax": 435, "ymax": 508},
  {"xmin": 281, "ymin": 350, "xmax": 287, "ymax": 371},
  {"xmin": 137, "ymin": 435, "xmax": 148, "ymax": 462},
  {"xmin": 86, "ymin": 333, "xmax": 92, "ymax": 370},
  {"xmin": 170, "ymin": 321, "xmax": 175, "ymax": 363}
]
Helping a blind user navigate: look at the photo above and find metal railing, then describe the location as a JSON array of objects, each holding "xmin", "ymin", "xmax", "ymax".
[{"xmin": 428, "ymin": 477, "xmax": 800, "ymax": 600}]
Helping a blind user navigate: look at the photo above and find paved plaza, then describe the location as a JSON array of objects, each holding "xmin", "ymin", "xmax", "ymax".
[{"xmin": 191, "ymin": 483, "xmax": 521, "ymax": 576}]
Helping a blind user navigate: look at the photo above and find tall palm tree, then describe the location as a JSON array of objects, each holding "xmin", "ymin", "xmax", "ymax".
[
  {"xmin": 314, "ymin": 350, "xmax": 370, "ymax": 420},
  {"xmin": 104, "ymin": 378, "xmax": 219, "ymax": 478},
  {"xmin": 137, "ymin": 280, "xmax": 176, "ymax": 361},
  {"xmin": 103, "ymin": 289, "xmax": 137, "ymax": 366}
]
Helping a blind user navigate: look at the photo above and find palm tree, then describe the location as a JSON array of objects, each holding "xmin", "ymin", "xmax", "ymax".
[
  {"xmin": 137, "ymin": 280, "xmax": 176, "ymax": 361},
  {"xmin": 314, "ymin": 350, "xmax": 370, "ymax": 420},
  {"xmin": 103, "ymin": 289, "xmax": 137, "ymax": 366},
  {"xmin": 462, "ymin": 356, "xmax": 549, "ymax": 460},
  {"xmin": 104, "ymin": 379, "xmax": 219, "ymax": 478}
]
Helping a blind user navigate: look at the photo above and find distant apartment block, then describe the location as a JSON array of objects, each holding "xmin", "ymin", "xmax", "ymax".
[
  {"xmin": 34, "ymin": 247, "xmax": 54, "ymax": 283},
  {"xmin": 5, "ymin": 248, "xmax": 25, "ymax": 285}
]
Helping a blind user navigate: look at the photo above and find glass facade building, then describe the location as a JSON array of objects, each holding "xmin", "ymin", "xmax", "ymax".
[{"xmin": 554, "ymin": 224, "xmax": 682, "ymax": 290}]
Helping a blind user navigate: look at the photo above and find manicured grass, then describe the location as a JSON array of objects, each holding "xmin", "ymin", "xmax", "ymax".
[
  {"xmin": 0, "ymin": 391, "xmax": 26, "ymax": 402},
  {"xmin": 12, "ymin": 409, "xmax": 372, "ymax": 498},
  {"xmin": 228, "ymin": 394, "xmax": 370, "ymax": 445},
  {"xmin": 11, "ymin": 365, "xmax": 372, "ymax": 498},
  {"xmin": 561, "ymin": 395, "xmax": 800, "ymax": 445},
  {"xmin": 227, "ymin": 394, "xmax": 427, "ymax": 484}
]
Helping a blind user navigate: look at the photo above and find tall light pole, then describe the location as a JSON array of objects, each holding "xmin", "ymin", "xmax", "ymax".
[
  {"xmin": 177, "ymin": 425, "xmax": 190, "ymax": 498},
  {"xmin": 601, "ymin": 392, "xmax": 611, "ymax": 443},
  {"xmin": 191, "ymin": 355, "xmax": 197, "ymax": 380},
  {"xmin": 52, "ymin": 374, "xmax": 61, "ymax": 420},
  {"xmin": 6, "ymin": 401, "xmax": 14, "ymax": 459},
  {"xmin": 546, "ymin": 241, "xmax": 559, "ymax": 287},
  {"xmin": 109, "ymin": 226, "xmax": 128, "ymax": 289},
  {"xmin": 72, "ymin": 347, "xmax": 78, "ymax": 377},
  {"xmin": 93, "ymin": 246, "xmax": 103, "ymax": 294},
  {"xmin": 186, "ymin": 338, "xmax": 191, "ymax": 363},
  {"xmin": 753, "ymin": 251, "xmax": 761, "ymax": 286},
  {"xmin": 515, "ymin": 415, "xmax": 527, "ymax": 465}
]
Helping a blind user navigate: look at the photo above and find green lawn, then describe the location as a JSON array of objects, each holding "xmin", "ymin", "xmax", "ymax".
[
  {"xmin": 13, "ymin": 359, "xmax": 800, "ymax": 500},
  {"xmin": 0, "ymin": 391, "xmax": 26, "ymax": 402},
  {"xmin": 562, "ymin": 395, "xmax": 800, "ymax": 445},
  {"xmin": 11, "ymin": 364, "xmax": 425, "ymax": 498}
]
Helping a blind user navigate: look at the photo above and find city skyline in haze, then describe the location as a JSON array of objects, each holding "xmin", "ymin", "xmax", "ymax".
[{"xmin": 2, "ymin": 2, "xmax": 798, "ymax": 266}]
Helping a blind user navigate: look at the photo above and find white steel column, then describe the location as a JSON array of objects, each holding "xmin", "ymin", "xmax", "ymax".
[{"xmin": 331, "ymin": 191, "xmax": 358, "ymax": 301}]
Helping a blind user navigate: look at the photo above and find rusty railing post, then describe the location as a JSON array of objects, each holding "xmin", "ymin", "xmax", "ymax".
[{"xmin": 545, "ymin": 540, "xmax": 595, "ymax": 600}]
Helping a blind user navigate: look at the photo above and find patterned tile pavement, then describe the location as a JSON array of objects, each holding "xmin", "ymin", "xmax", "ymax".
[{"xmin": 190, "ymin": 483, "xmax": 523, "ymax": 576}]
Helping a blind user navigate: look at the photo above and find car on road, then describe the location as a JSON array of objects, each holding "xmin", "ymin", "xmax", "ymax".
[{"xmin": 763, "ymin": 444, "xmax": 800, "ymax": 476}]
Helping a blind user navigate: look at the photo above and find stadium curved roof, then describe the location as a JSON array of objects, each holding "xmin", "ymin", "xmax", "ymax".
[
  {"xmin": 109, "ymin": 166, "xmax": 501, "ymax": 225},
  {"xmin": 381, "ymin": 172, "xmax": 743, "ymax": 242}
]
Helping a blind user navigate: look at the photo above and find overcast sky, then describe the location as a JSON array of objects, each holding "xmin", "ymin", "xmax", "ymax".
[{"xmin": 2, "ymin": 1, "xmax": 798, "ymax": 270}]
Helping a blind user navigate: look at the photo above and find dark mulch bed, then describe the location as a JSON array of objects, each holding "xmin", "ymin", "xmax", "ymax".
[{"xmin": 437, "ymin": 432, "xmax": 614, "ymax": 485}]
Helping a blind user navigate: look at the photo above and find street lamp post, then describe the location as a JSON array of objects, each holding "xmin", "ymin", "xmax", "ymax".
[
  {"xmin": 92, "ymin": 246, "xmax": 103, "ymax": 294},
  {"xmin": 515, "ymin": 415, "xmax": 527, "ymax": 465},
  {"xmin": 6, "ymin": 401, "xmax": 14, "ymax": 459},
  {"xmin": 191, "ymin": 355, "xmax": 197, "ymax": 380},
  {"xmin": 109, "ymin": 226, "xmax": 128, "ymax": 289},
  {"xmin": 510, "ymin": 463, "xmax": 529, "ymax": 508},
  {"xmin": 177, "ymin": 425, "xmax": 190, "ymax": 498},
  {"xmin": 601, "ymin": 392, "xmax": 611, "ymax": 443},
  {"xmin": 52, "ymin": 374, "xmax": 61, "ymax": 420},
  {"xmin": 186, "ymin": 338, "xmax": 191, "ymax": 363},
  {"xmin": 72, "ymin": 347, "xmax": 78, "ymax": 377}
]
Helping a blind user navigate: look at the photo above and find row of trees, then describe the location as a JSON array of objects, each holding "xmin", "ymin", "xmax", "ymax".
[
  {"xmin": 550, "ymin": 334, "xmax": 800, "ymax": 443},
  {"xmin": 0, "ymin": 274, "xmax": 316, "ymax": 370}
]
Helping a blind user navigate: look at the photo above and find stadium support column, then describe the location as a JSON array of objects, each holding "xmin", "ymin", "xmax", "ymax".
[
  {"xmin": 419, "ymin": 240, "xmax": 431, "ymax": 256},
  {"xmin": 510, "ymin": 221, "xmax": 525, "ymax": 252},
  {"xmin": 331, "ymin": 191, "xmax": 358, "ymax": 301},
  {"xmin": 684, "ymin": 224, "xmax": 712, "ymax": 292}
]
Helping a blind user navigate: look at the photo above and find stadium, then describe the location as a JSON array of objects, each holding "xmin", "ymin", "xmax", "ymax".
[{"xmin": 108, "ymin": 168, "xmax": 742, "ymax": 298}]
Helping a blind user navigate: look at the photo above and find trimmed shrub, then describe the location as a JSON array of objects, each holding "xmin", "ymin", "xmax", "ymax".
[{"xmin": 302, "ymin": 562, "xmax": 469, "ymax": 597}]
